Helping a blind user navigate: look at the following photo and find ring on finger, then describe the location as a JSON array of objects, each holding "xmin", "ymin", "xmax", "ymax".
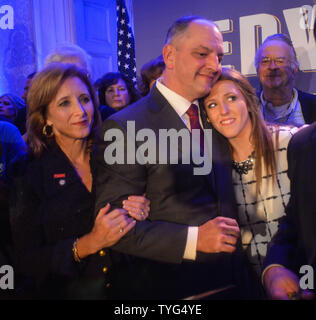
[{"xmin": 119, "ymin": 226, "xmax": 124, "ymax": 233}]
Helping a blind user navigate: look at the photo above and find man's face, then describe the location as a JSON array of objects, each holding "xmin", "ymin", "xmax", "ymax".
[
  {"xmin": 22, "ymin": 78, "xmax": 32, "ymax": 103},
  {"xmin": 163, "ymin": 20, "xmax": 224, "ymax": 102},
  {"xmin": 257, "ymin": 40, "xmax": 297, "ymax": 91}
]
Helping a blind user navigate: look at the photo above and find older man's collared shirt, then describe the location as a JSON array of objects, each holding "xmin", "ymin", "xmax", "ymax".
[{"xmin": 260, "ymin": 88, "xmax": 305, "ymax": 127}]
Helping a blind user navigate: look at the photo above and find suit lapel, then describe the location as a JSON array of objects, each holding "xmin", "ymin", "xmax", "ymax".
[
  {"xmin": 146, "ymin": 87, "xmax": 218, "ymax": 194},
  {"xmin": 298, "ymin": 90, "xmax": 316, "ymax": 124},
  {"xmin": 212, "ymin": 131, "xmax": 237, "ymax": 217},
  {"xmin": 200, "ymin": 103, "xmax": 236, "ymax": 217},
  {"xmin": 199, "ymin": 103, "xmax": 217, "ymax": 191},
  {"xmin": 299, "ymin": 91, "xmax": 312, "ymax": 123},
  {"xmin": 149, "ymin": 88, "xmax": 235, "ymax": 217},
  {"xmin": 147, "ymin": 86, "xmax": 188, "ymax": 132}
]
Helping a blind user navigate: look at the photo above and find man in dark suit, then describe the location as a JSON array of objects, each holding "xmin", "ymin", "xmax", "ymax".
[
  {"xmin": 94, "ymin": 16, "xmax": 251, "ymax": 299},
  {"xmin": 262, "ymin": 122, "xmax": 316, "ymax": 299},
  {"xmin": 255, "ymin": 33, "xmax": 316, "ymax": 126},
  {"xmin": 261, "ymin": 21, "xmax": 316, "ymax": 301}
]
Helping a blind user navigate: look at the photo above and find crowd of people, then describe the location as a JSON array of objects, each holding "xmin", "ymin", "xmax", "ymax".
[{"xmin": 0, "ymin": 14, "xmax": 316, "ymax": 300}]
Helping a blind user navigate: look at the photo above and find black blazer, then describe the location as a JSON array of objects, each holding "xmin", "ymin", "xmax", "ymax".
[
  {"xmin": 264, "ymin": 122, "xmax": 316, "ymax": 273},
  {"xmin": 298, "ymin": 90, "xmax": 316, "ymax": 124},
  {"xmin": 94, "ymin": 86, "xmax": 252, "ymax": 299},
  {"xmin": 9, "ymin": 143, "xmax": 125, "ymax": 299},
  {"xmin": 99, "ymin": 104, "xmax": 116, "ymax": 122}
]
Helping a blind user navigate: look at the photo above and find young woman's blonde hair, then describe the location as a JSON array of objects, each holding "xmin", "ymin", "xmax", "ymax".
[
  {"xmin": 26, "ymin": 63, "xmax": 101, "ymax": 156},
  {"xmin": 203, "ymin": 67, "xmax": 277, "ymax": 194}
]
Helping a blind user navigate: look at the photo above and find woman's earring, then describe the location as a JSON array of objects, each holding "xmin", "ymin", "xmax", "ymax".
[
  {"xmin": 42, "ymin": 124, "xmax": 54, "ymax": 138},
  {"xmin": 206, "ymin": 118, "xmax": 211, "ymax": 123}
]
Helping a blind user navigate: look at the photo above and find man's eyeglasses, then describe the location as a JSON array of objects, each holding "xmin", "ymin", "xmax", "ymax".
[{"xmin": 260, "ymin": 57, "xmax": 288, "ymax": 66}]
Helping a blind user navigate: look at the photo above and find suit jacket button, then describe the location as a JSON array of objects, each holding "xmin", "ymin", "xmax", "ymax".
[
  {"xmin": 99, "ymin": 250, "xmax": 106, "ymax": 256},
  {"xmin": 102, "ymin": 267, "xmax": 108, "ymax": 273},
  {"xmin": 105, "ymin": 283, "xmax": 111, "ymax": 288}
]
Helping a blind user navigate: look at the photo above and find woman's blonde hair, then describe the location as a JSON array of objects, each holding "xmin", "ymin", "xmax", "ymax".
[
  {"xmin": 26, "ymin": 63, "xmax": 101, "ymax": 156},
  {"xmin": 203, "ymin": 67, "xmax": 277, "ymax": 194}
]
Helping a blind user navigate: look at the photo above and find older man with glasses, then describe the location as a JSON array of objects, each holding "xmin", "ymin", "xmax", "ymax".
[{"xmin": 255, "ymin": 33, "xmax": 316, "ymax": 127}]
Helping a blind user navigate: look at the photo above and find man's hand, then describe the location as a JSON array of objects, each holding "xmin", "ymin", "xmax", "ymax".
[
  {"xmin": 263, "ymin": 266, "xmax": 314, "ymax": 300},
  {"xmin": 197, "ymin": 216, "xmax": 240, "ymax": 253}
]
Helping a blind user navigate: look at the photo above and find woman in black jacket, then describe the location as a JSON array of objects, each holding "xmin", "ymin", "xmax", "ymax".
[{"xmin": 10, "ymin": 63, "xmax": 149, "ymax": 299}]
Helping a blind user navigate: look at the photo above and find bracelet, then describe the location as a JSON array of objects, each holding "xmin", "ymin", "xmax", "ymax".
[{"xmin": 72, "ymin": 238, "xmax": 81, "ymax": 263}]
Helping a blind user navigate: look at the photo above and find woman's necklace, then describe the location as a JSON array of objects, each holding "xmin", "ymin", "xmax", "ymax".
[{"xmin": 232, "ymin": 151, "xmax": 255, "ymax": 175}]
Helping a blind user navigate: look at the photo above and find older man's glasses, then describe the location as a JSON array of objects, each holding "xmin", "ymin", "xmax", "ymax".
[{"xmin": 260, "ymin": 57, "xmax": 288, "ymax": 66}]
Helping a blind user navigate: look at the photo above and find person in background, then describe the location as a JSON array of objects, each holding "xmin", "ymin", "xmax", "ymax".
[
  {"xmin": 203, "ymin": 67, "xmax": 298, "ymax": 296},
  {"xmin": 93, "ymin": 76, "xmax": 116, "ymax": 121},
  {"xmin": 262, "ymin": 122, "xmax": 316, "ymax": 300},
  {"xmin": 21, "ymin": 72, "xmax": 37, "ymax": 142},
  {"xmin": 98, "ymin": 72, "xmax": 141, "ymax": 117},
  {"xmin": 261, "ymin": 21, "xmax": 316, "ymax": 301},
  {"xmin": 138, "ymin": 55, "xmax": 165, "ymax": 96},
  {"xmin": 0, "ymin": 121, "xmax": 26, "ymax": 299},
  {"xmin": 44, "ymin": 43, "xmax": 92, "ymax": 77},
  {"xmin": 0, "ymin": 93, "xmax": 27, "ymax": 135},
  {"xmin": 22, "ymin": 72, "xmax": 37, "ymax": 104},
  {"xmin": 9, "ymin": 63, "xmax": 149, "ymax": 300},
  {"xmin": 255, "ymin": 33, "xmax": 316, "ymax": 126},
  {"xmin": 44, "ymin": 44, "xmax": 117, "ymax": 123}
]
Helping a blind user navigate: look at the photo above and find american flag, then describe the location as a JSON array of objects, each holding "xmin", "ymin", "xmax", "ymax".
[{"xmin": 116, "ymin": 0, "xmax": 137, "ymax": 83}]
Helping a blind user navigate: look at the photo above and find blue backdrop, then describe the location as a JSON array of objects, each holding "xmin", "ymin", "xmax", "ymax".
[
  {"xmin": 0, "ymin": 0, "xmax": 36, "ymax": 96},
  {"xmin": 133, "ymin": 0, "xmax": 316, "ymax": 94},
  {"xmin": 1, "ymin": 0, "xmax": 316, "ymax": 96}
]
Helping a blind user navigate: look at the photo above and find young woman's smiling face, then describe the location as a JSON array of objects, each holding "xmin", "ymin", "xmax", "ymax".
[{"xmin": 204, "ymin": 80, "xmax": 252, "ymax": 143}]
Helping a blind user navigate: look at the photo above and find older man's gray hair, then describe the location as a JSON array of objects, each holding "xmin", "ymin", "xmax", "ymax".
[{"xmin": 254, "ymin": 33, "xmax": 299, "ymax": 71}]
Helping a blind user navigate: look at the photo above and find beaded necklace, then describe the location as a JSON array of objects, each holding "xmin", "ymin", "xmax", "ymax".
[{"xmin": 232, "ymin": 151, "xmax": 255, "ymax": 175}]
